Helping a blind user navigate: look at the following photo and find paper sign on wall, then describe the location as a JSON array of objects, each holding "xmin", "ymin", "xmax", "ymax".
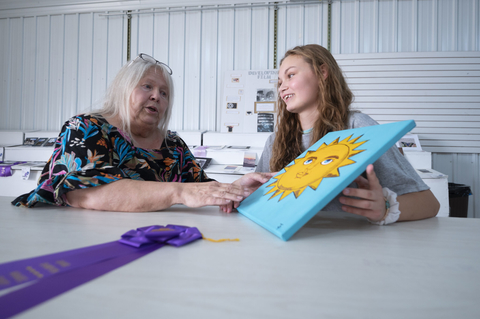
[{"xmin": 221, "ymin": 70, "xmax": 278, "ymax": 133}]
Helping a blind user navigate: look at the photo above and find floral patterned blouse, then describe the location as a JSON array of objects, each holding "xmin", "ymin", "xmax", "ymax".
[{"xmin": 12, "ymin": 114, "xmax": 212, "ymax": 207}]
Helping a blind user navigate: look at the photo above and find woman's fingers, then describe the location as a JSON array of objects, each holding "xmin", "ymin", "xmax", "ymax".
[
  {"xmin": 235, "ymin": 172, "xmax": 275, "ymax": 188},
  {"xmin": 182, "ymin": 173, "xmax": 275, "ymax": 210},
  {"xmin": 220, "ymin": 200, "xmax": 237, "ymax": 213},
  {"xmin": 340, "ymin": 164, "xmax": 386, "ymax": 221},
  {"xmin": 212, "ymin": 183, "xmax": 245, "ymax": 201},
  {"xmin": 181, "ymin": 182, "xmax": 247, "ymax": 208},
  {"xmin": 364, "ymin": 164, "xmax": 382, "ymax": 191}
]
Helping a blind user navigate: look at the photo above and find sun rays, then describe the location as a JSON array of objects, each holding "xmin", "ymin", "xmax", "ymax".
[{"xmin": 265, "ymin": 134, "xmax": 367, "ymax": 201}]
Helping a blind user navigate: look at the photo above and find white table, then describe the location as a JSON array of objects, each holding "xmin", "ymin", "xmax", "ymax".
[{"xmin": 1, "ymin": 196, "xmax": 479, "ymax": 319}]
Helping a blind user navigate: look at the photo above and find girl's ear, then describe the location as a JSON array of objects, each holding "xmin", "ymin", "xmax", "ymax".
[{"xmin": 320, "ymin": 64, "xmax": 328, "ymax": 80}]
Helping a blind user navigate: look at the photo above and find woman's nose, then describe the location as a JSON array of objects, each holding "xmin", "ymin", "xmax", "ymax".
[{"xmin": 150, "ymin": 92, "xmax": 159, "ymax": 101}]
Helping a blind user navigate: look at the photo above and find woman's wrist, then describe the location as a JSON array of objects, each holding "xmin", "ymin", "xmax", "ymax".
[
  {"xmin": 368, "ymin": 187, "xmax": 401, "ymax": 225},
  {"xmin": 172, "ymin": 182, "xmax": 187, "ymax": 206}
]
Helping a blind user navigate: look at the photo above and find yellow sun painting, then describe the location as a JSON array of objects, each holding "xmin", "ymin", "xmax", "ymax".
[{"xmin": 265, "ymin": 134, "xmax": 367, "ymax": 201}]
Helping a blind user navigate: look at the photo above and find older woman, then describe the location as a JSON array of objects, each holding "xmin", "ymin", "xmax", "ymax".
[{"xmin": 13, "ymin": 53, "xmax": 272, "ymax": 212}]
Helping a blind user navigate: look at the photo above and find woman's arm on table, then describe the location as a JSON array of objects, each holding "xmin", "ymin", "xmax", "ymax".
[
  {"xmin": 66, "ymin": 179, "xmax": 249, "ymax": 212},
  {"xmin": 396, "ymin": 189, "xmax": 440, "ymax": 221}
]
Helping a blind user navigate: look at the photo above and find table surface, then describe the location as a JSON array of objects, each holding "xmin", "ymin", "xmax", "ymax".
[{"xmin": 1, "ymin": 196, "xmax": 479, "ymax": 319}]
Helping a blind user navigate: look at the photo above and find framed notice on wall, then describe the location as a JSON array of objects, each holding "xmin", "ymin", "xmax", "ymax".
[{"xmin": 220, "ymin": 69, "xmax": 278, "ymax": 133}]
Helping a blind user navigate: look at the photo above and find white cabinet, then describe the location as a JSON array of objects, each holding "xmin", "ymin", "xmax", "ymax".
[
  {"xmin": 403, "ymin": 151, "xmax": 432, "ymax": 169},
  {"xmin": 0, "ymin": 165, "xmax": 43, "ymax": 197},
  {"xmin": 175, "ymin": 130, "xmax": 206, "ymax": 148}
]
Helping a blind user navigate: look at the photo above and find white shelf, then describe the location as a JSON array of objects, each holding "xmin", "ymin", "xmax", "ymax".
[
  {"xmin": 202, "ymin": 132, "xmax": 271, "ymax": 148},
  {"xmin": 4, "ymin": 146, "xmax": 54, "ymax": 162}
]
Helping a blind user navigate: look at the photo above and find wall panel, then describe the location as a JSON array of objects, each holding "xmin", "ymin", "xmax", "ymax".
[
  {"xmin": 304, "ymin": 3, "xmax": 328, "ymax": 47},
  {"xmin": 457, "ymin": 0, "xmax": 478, "ymax": 51},
  {"xmin": 397, "ymin": 0, "xmax": 416, "ymax": 52},
  {"xmin": 21, "ymin": 16, "xmax": 36, "ymax": 129},
  {"xmin": 278, "ymin": 5, "xmax": 307, "ymax": 58},
  {"xmin": 167, "ymin": 12, "xmax": 186, "ymax": 130},
  {"xmin": 234, "ymin": 8, "xmax": 252, "ymax": 70},
  {"xmin": 184, "ymin": 11, "xmax": 202, "ymax": 130},
  {"xmin": 0, "ymin": 12, "xmax": 125, "ymax": 131},
  {"xmin": 437, "ymin": 0, "xmax": 456, "ymax": 51},
  {"xmin": 341, "ymin": 0, "xmax": 359, "ymax": 54},
  {"xmin": 62, "ymin": 14, "xmax": 80, "ymax": 125},
  {"xmin": 200, "ymin": 9, "xmax": 219, "ymax": 131},
  {"xmin": 0, "ymin": 0, "xmax": 273, "ymax": 18},
  {"xmin": 77, "ymin": 13, "xmax": 94, "ymax": 115},
  {"xmin": 91, "ymin": 14, "xmax": 109, "ymax": 111},
  {"xmin": 106, "ymin": 15, "xmax": 125, "ymax": 88},
  {"xmin": 34, "ymin": 16, "xmax": 50, "ymax": 130},
  {"xmin": 277, "ymin": 3, "xmax": 328, "ymax": 64},
  {"xmin": 378, "ymin": 0, "xmax": 396, "ymax": 52},
  {"xmin": 216, "ymin": 9, "xmax": 235, "ymax": 130},
  {"xmin": 48, "ymin": 15, "xmax": 65, "ymax": 129},
  {"xmin": 251, "ymin": 7, "xmax": 271, "ymax": 70},
  {"xmin": 331, "ymin": 0, "xmax": 479, "ymax": 54},
  {"xmin": 7, "ymin": 18, "xmax": 23, "ymax": 130},
  {"xmin": 0, "ymin": 18, "xmax": 9, "ymax": 129},
  {"xmin": 417, "ymin": 0, "xmax": 435, "ymax": 52},
  {"xmin": 135, "ymin": 12, "xmax": 155, "ymax": 55}
]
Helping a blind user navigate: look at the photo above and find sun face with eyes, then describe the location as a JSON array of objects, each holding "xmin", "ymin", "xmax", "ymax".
[{"xmin": 265, "ymin": 135, "xmax": 367, "ymax": 201}]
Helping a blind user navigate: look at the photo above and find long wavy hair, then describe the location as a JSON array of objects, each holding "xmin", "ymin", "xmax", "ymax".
[
  {"xmin": 270, "ymin": 44, "xmax": 353, "ymax": 172},
  {"xmin": 91, "ymin": 57, "xmax": 174, "ymax": 140}
]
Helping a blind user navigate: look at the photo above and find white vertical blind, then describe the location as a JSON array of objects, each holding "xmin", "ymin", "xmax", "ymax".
[
  {"xmin": 1, "ymin": 0, "xmax": 478, "ymax": 132},
  {"xmin": 0, "ymin": 12, "xmax": 126, "ymax": 131},
  {"xmin": 277, "ymin": 3, "xmax": 329, "ymax": 61},
  {"xmin": 330, "ymin": 0, "xmax": 480, "ymax": 54},
  {"xmin": 200, "ymin": 9, "xmax": 220, "ymax": 130}
]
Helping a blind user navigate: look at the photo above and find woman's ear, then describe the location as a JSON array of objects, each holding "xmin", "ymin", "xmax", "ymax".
[{"xmin": 320, "ymin": 64, "xmax": 328, "ymax": 80}]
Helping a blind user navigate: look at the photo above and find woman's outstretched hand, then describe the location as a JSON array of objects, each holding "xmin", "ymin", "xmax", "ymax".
[
  {"xmin": 220, "ymin": 172, "xmax": 275, "ymax": 213},
  {"xmin": 339, "ymin": 164, "xmax": 387, "ymax": 221},
  {"xmin": 178, "ymin": 181, "xmax": 249, "ymax": 208}
]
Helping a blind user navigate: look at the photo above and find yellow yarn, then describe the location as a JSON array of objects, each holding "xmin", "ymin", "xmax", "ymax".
[{"xmin": 201, "ymin": 234, "xmax": 240, "ymax": 243}]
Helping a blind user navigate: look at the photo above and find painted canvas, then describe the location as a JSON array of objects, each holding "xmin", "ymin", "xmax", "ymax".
[{"xmin": 237, "ymin": 120, "xmax": 416, "ymax": 241}]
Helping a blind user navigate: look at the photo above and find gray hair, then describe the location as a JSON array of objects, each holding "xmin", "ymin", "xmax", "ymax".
[{"xmin": 92, "ymin": 58, "xmax": 174, "ymax": 139}]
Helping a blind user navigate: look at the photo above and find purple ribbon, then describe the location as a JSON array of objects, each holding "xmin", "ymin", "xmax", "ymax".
[
  {"xmin": 0, "ymin": 225, "xmax": 202, "ymax": 319},
  {"xmin": 0, "ymin": 161, "xmax": 27, "ymax": 177},
  {"xmin": 193, "ymin": 146, "xmax": 207, "ymax": 157},
  {"xmin": 120, "ymin": 224, "xmax": 202, "ymax": 247}
]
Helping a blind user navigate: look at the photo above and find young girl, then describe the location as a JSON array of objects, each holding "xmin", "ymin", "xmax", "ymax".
[{"xmin": 255, "ymin": 44, "xmax": 439, "ymax": 224}]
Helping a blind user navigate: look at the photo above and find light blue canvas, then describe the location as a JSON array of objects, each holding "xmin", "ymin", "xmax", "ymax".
[{"xmin": 237, "ymin": 120, "xmax": 416, "ymax": 241}]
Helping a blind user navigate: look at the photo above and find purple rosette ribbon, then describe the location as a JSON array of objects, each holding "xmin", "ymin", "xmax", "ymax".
[
  {"xmin": 0, "ymin": 224, "xmax": 203, "ymax": 319},
  {"xmin": 119, "ymin": 224, "xmax": 202, "ymax": 247}
]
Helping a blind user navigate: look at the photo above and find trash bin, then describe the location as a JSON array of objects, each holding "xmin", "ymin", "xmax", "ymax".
[{"xmin": 448, "ymin": 183, "xmax": 472, "ymax": 218}]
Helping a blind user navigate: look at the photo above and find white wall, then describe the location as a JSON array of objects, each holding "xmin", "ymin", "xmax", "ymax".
[
  {"xmin": 2, "ymin": 0, "xmax": 478, "ymax": 132},
  {"xmin": 0, "ymin": 0, "xmax": 479, "ymax": 217},
  {"xmin": 330, "ymin": 0, "xmax": 480, "ymax": 54},
  {"xmin": 0, "ymin": 12, "xmax": 127, "ymax": 130}
]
